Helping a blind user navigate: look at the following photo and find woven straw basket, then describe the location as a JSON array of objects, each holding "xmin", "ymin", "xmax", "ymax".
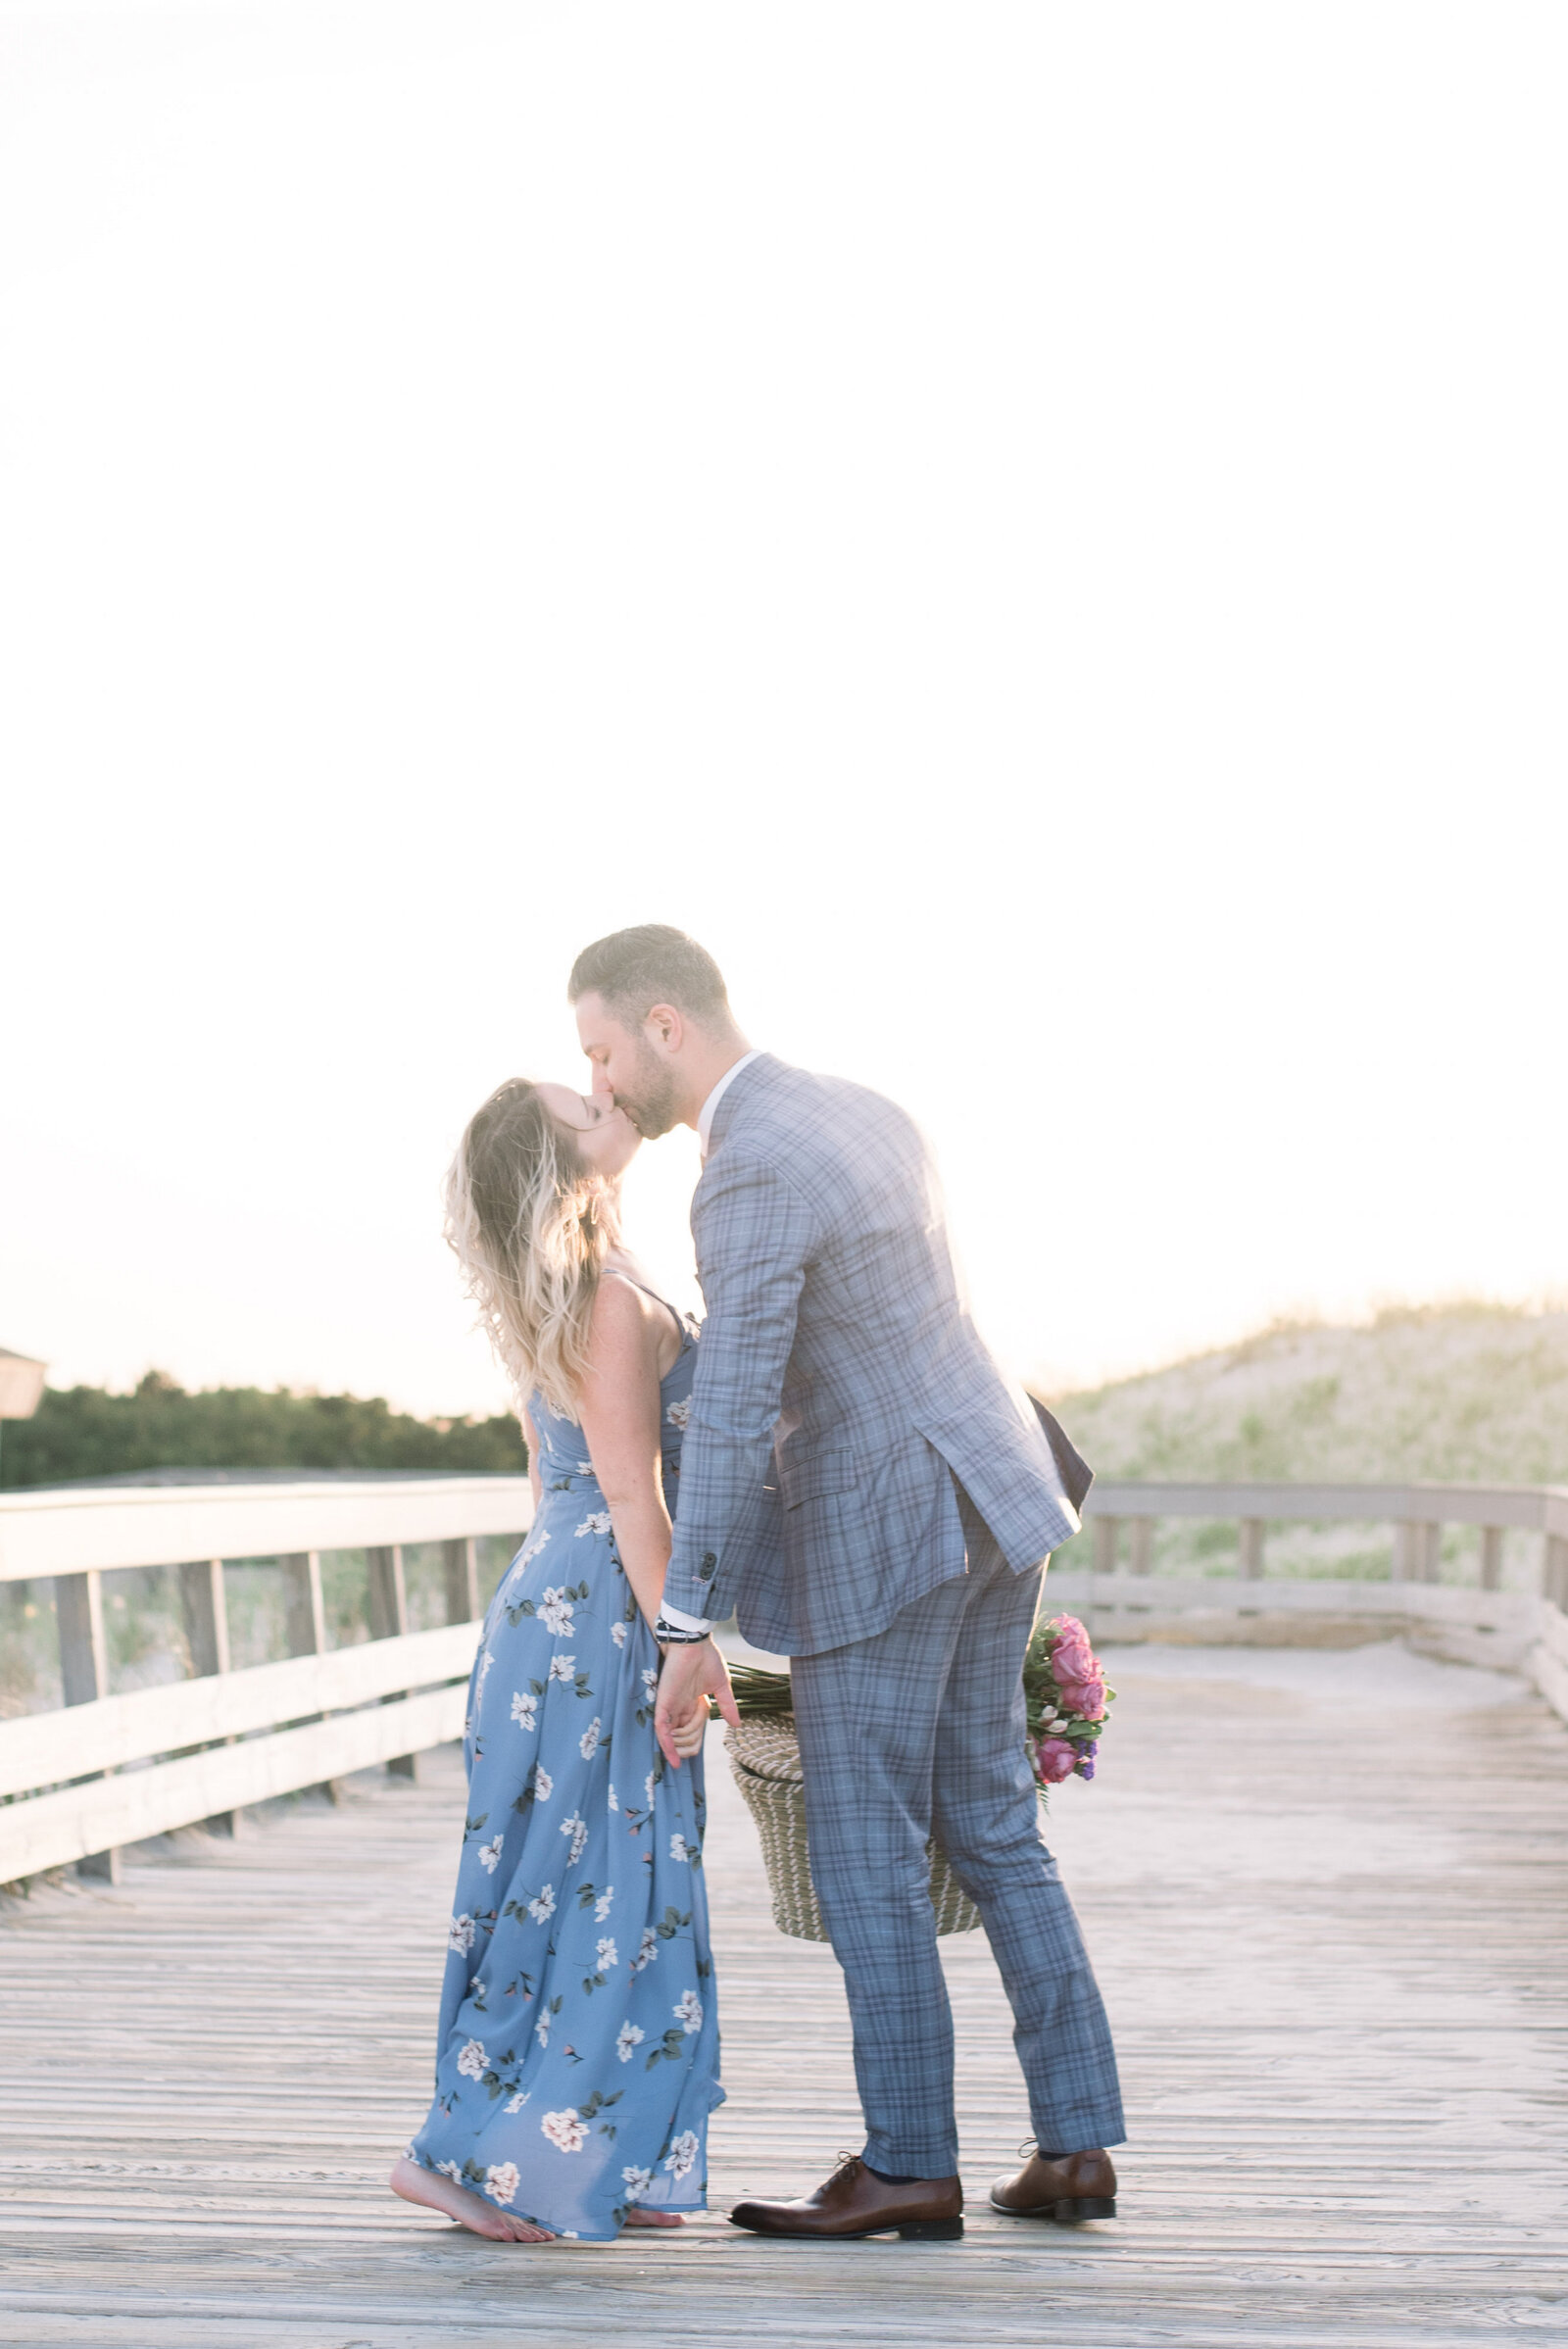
[{"xmin": 725, "ymin": 1717, "xmax": 981, "ymax": 1943}]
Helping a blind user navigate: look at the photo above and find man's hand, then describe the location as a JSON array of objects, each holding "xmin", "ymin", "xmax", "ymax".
[{"xmin": 656, "ymin": 1639, "xmax": 739, "ymax": 1769}]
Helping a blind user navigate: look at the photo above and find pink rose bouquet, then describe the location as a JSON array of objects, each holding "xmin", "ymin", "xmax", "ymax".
[{"xmin": 1021, "ymin": 1614, "xmax": 1114, "ymax": 1796}]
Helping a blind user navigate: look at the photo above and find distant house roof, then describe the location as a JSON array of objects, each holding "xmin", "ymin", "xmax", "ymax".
[{"xmin": 0, "ymin": 1349, "xmax": 46, "ymax": 1420}]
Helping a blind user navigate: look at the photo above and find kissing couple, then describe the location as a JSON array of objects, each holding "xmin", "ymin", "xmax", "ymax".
[{"xmin": 392, "ymin": 925, "xmax": 1124, "ymax": 2244}]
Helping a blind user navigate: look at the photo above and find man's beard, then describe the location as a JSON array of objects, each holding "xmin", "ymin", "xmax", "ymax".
[{"xmin": 615, "ymin": 1047, "xmax": 680, "ymax": 1140}]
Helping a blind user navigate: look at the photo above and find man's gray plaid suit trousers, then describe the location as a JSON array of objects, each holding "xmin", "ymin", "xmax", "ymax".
[{"xmin": 792, "ymin": 1493, "xmax": 1124, "ymax": 2173}]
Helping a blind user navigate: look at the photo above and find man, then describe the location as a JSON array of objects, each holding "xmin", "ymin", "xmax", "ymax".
[{"xmin": 570, "ymin": 923, "xmax": 1123, "ymax": 2241}]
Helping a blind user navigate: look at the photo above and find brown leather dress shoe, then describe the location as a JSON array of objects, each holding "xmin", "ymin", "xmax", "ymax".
[
  {"xmin": 731, "ymin": 2154, "xmax": 963, "ymax": 2240},
  {"xmin": 989, "ymin": 2146, "xmax": 1117, "ymax": 2223}
]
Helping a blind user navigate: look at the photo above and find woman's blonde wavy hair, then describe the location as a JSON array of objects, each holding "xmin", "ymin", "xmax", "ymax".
[{"xmin": 443, "ymin": 1078, "xmax": 620, "ymax": 1422}]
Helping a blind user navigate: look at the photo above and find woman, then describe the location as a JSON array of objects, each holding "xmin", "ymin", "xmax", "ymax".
[{"xmin": 391, "ymin": 1077, "xmax": 719, "ymax": 2243}]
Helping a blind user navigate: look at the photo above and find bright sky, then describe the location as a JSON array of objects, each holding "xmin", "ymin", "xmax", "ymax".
[{"xmin": 2, "ymin": 2, "xmax": 1565, "ymax": 1423}]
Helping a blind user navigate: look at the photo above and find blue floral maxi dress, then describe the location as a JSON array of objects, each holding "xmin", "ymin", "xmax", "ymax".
[{"xmin": 406, "ymin": 1294, "xmax": 721, "ymax": 2239}]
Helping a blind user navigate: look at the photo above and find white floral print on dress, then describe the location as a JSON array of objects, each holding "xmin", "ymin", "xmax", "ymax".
[
  {"xmin": 448, "ymin": 1913, "xmax": 476, "ymax": 1954},
  {"xmin": 548, "ymin": 1656, "xmax": 575, "ymax": 1684},
  {"xmin": 436, "ymin": 2159, "xmax": 464, "ymax": 2183},
  {"xmin": 596, "ymin": 1936, "xmax": 618, "ymax": 1970},
  {"xmin": 608, "ymin": 1782, "xmax": 618, "ymax": 1812},
  {"xmin": 663, "ymin": 2129, "xmax": 699, "ymax": 2180},
  {"xmin": 541, "ymin": 2108, "xmax": 588, "ymax": 2153},
  {"xmin": 595, "ymin": 1884, "xmax": 613, "ymax": 1920},
  {"xmin": 640, "ymin": 1667, "xmax": 658, "ymax": 1699},
  {"xmin": 486, "ymin": 2160, "xmax": 520, "ymax": 2205},
  {"xmin": 526, "ymin": 1883, "xmax": 556, "ymax": 1924},
  {"xmin": 574, "ymin": 1513, "xmax": 612, "ymax": 1539},
  {"xmin": 533, "ymin": 1767, "xmax": 554, "ymax": 1801},
  {"xmin": 457, "ymin": 2039, "xmax": 487, "ymax": 2080},
  {"xmin": 665, "ymin": 1397, "xmax": 691, "ymax": 1431},
  {"xmin": 504, "ymin": 2090, "xmax": 528, "ymax": 2114},
  {"xmin": 669, "ymin": 1834, "xmax": 690, "ymax": 1863},
  {"xmin": 560, "ymin": 1813, "xmax": 589, "ymax": 1867},
  {"xmin": 611, "ymin": 1621, "xmax": 627, "ymax": 1648},
  {"xmin": 673, "ymin": 1988, "xmax": 703, "ymax": 2032},
  {"xmin": 632, "ymin": 1928, "xmax": 659, "ymax": 1972},
  {"xmin": 539, "ymin": 1588, "xmax": 574, "ymax": 1636},
  {"xmin": 578, "ymin": 1717, "xmax": 601, "ymax": 1760},
  {"xmin": 621, "ymin": 2164, "xmax": 653, "ymax": 2202},
  {"xmin": 477, "ymin": 1835, "xmax": 504, "ymax": 1874},
  {"xmin": 615, "ymin": 2022, "xmax": 645, "ymax": 2063},
  {"xmin": 644, "ymin": 1770, "xmax": 658, "ymax": 1806},
  {"xmin": 535, "ymin": 2008, "xmax": 552, "ymax": 2050},
  {"xmin": 510, "ymin": 1689, "xmax": 537, "ymax": 1731}
]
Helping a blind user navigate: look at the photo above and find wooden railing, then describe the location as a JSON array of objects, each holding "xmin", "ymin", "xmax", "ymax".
[
  {"xmin": 1082, "ymin": 1477, "xmax": 1568, "ymax": 1594},
  {"xmin": 0, "ymin": 1477, "xmax": 531, "ymax": 1888},
  {"xmin": 3, "ymin": 1473, "xmax": 1564, "ymax": 1894},
  {"xmin": 1055, "ymin": 1478, "xmax": 1568, "ymax": 1727}
]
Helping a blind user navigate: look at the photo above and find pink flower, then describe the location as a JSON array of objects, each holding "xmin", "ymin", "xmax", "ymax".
[
  {"xmin": 1050, "ymin": 1619, "xmax": 1094, "ymax": 1674},
  {"xmin": 1057, "ymin": 1671, "xmax": 1106, "ymax": 1721},
  {"xmin": 1033, "ymin": 1737, "xmax": 1079, "ymax": 1785}
]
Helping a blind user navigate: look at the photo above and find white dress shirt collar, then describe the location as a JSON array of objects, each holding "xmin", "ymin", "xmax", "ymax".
[{"xmin": 697, "ymin": 1050, "xmax": 762, "ymax": 1159}]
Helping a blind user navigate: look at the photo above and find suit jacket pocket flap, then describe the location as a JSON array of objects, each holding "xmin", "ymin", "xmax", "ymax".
[{"xmin": 779, "ymin": 1444, "xmax": 856, "ymax": 1510}]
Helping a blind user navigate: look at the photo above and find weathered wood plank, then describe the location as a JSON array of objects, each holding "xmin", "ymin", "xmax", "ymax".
[
  {"xmin": 0, "ymin": 1686, "xmax": 467, "ymax": 1879},
  {"xmin": 0, "ymin": 1623, "xmax": 482, "ymax": 1800},
  {"xmin": 0, "ymin": 1642, "xmax": 1561, "ymax": 2347},
  {"xmin": 1087, "ymin": 1479, "xmax": 1568, "ymax": 1534},
  {"xmin": 0, "ymin": 1480, "xmax": 532, "ymax": 1584}
]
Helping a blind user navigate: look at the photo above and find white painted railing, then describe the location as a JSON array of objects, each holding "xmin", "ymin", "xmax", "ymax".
[
  {"xmin": 0, "ymin": 1478, "xmax": 532, "ymax": 1887},
  {"xmin": 2, "ymin": 1473, "xmax": 1564, "ymax": 1893},
  {"xmin": 1081, "ymin": 1477, "xmax": 1568, "ymax": 1589},
  {"xmin": 1058, "ymin": 1477, "xmax": 1568, "ymax": 1727}
]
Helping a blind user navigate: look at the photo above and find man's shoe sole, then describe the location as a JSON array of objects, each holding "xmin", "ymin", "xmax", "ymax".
[
  {"xmin": 988, "ymin": 2192, "xmax": 1116, "ymax": 2224},
  {"xmin": 729, "ymin": 2214, "xmax": 964, "ymax": 2241}
]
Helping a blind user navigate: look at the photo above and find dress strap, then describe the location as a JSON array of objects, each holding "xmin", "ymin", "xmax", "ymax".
[{"xmin": 602, "ymin": 1266, "xmax": 687, "ymax": 1346}]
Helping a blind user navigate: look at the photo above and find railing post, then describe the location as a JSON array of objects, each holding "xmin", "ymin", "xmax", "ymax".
[
  {"xmin": 1545, "ymin": 1535, "xmax": 1568, "ymax": 1610},
  {"xmin": 1092, "ymin": 1517, "xmax": 1119, "ymax": 1575},
  {"xmin": 280, "ymin": 1550, "xmax": 338, "ymax": 1803},
  {"xmin": 1240, "ymin": 1519, "xmax": 1265, "ymax": 1579},
  {"xmin": 1480, "ymin": 1527, "xmax": 1504, "ymax": 1592},
  {"xmin": 1391, "ymin": 1521, "xmax": 1412, "ymax": 1584},
  {"xmin": 1417, "ymin": 1523, "xmax": 1442, "ymax": 1584},
  {"xmin": 368, "ymin": 1545, "xmax": 416, "ymax": 1780},
  {"xmin": 55, "ymin": 1568, "xmax": 120, "ymax": 1884},
  {"xmin": 444, "ymin": 1535, "xmax": 480, "ymax": 1625},
  {"xmin": 178, "ymin": 1559, "xmax": 231, "ymax": 1678},
  {"xmin": 1128, "ymin": 1518, "xmax": 1153, "ymax": 1576},
  {"xmin": 366, "ymin": 1545, "xmax": 408, "ymax": 1641},
  {"xmin": 179, "ymin": 1560, "xmax": 238, "ymax": 1836},
  {"xmin": 281, "ymin": 1551, "xmax": 327, "ymax": 1658}
]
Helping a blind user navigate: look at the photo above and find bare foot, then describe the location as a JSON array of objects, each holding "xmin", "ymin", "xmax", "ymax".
[
  {"xmin": 622, "ymin": 2208, "xmax": 686, "ymax": 2229},
  {"xmin": 390, "ymin": 2154, "xmax": 555, "ymax": 2242}
]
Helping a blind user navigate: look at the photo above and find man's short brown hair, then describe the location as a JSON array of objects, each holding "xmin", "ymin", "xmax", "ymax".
[{"xmin": 567, "ymin": 924, "xmax": 731, "ymax": 1026}]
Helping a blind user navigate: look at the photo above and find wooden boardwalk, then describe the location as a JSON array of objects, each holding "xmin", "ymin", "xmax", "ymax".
[{"xmin": 0, "ymin": 1639, "xmax": 1564, "ymax": 2346}]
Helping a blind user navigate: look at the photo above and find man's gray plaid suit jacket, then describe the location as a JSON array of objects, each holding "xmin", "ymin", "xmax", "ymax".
[{"xmin": 662, "ymin": 1053, "xmax": 1084, "ymax": 1655}]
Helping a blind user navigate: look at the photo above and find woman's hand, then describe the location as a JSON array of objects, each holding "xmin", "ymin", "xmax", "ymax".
[
  {"xmin": 655, "ymin": 1639, "xmax": 739, "ymax": 1768},
  {"xmin": 666, "ymin": 1700, "xmax": 710, "ymax": 1759}
]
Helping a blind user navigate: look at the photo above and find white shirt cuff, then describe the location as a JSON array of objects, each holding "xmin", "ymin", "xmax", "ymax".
[{"xmin": 659, "ymin": 1601, "xmax": 713, "ymax": 1637}]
